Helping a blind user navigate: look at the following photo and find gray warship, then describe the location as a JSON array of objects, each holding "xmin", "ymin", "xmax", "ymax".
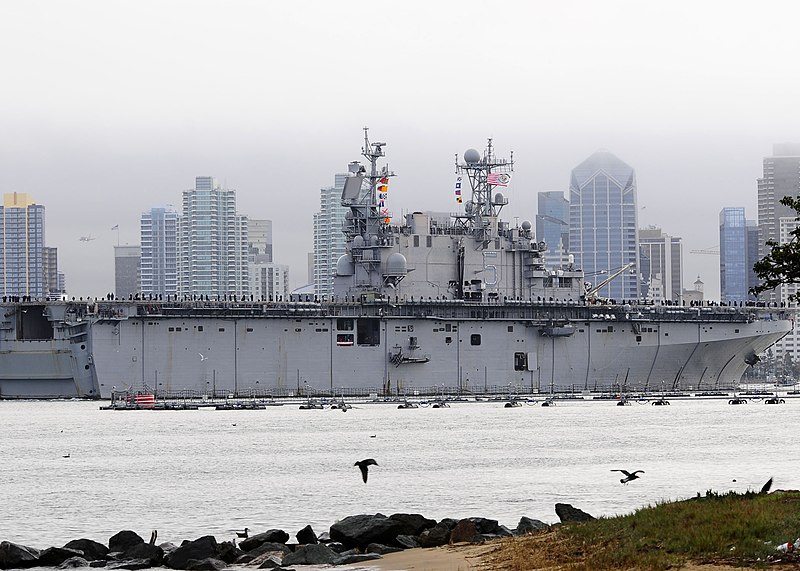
[{"xmin": 0, "ymin": 133, "xmax": 791, "ymax": 399}]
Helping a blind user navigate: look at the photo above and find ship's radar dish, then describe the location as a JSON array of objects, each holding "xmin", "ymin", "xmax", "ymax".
[
  {"xmin": 385, "ymin": 253, "xmax": 408, "ymax": 276},
  {"xmin": 494, "ymin": 192, "xmax": 506, "ymax": 204},
  {"xmin": 336, "ymin": 254, "xmax": 355, "ymax": 276},
  {"xmin": 521, "ymin": 220, "xmax": 532, "ymax": 231},
  {"xmin": 353, "ymin": 235, "xmax": 365, "ymax": 248},
  {"xmin": 464, "ymin": 148, "xmax": 481, "ymax": 164},
  {"xmin": 464, "ymin": 202, "xmax": 473, "ymax": 214}
]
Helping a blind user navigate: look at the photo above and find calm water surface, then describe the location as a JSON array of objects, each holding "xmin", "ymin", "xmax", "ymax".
[{"xmin": 1, "ymin": 398, "xmax": 797, "ymax": 549}]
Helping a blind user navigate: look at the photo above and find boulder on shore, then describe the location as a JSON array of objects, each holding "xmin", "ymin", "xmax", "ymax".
[
  {"xmin": 282, "ymin": 544, "xmax": 338, "ymax": 566},
  {"xmin": 38, "ymin": 547, "xmax": 85, "ymax": 567},
  {"xmin": 0, "ymin": 541, "xmax": 40, "ymax": 569},
  {"xmin": 164, "ymin": 536, "xmax": 218, "ymax": 570},
  {"xmin": 387, "ymin": 513, "xmax": 436, "ymax": 536},
  {"xmin": 295, "ymin": 524, "xmax": 317, "ymax": 545},
  {"xmin": 108, "ymin": 532, "xmax": 144, "ymax": 554},
  {"xmin": 555, "ymin": 503, "xmax": 595, "ymax": 523},
  {"xmin": 515, "ymin": 516, "xmax": 548, "ymax": 535},
  {"xmin": 238, "ymin": 530, "xmax": 289, "ymax": 552},
  {"xmin": 329, "ymin": 514, "xmax": 405, "ymax": 550},
  {"xmin": 63, "ymin": 539, "xmax": 109, "ymax": 562}
]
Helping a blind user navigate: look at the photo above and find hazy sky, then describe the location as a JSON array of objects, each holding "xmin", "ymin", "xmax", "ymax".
[{"xmin": 2, "ymin": 0, "xmax": 800, "ymax": 299}]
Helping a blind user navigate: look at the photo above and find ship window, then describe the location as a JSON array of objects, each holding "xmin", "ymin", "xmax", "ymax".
[
  {"xmin": 169, "ymin": 327, "xmax": 175, "ymax": 332},
  {"xmin": 408, "ymin": 325, "xmax": 414, "ymax": 332},
  {"xmin": 445, "ymin": 336, "xmax": 452, "ymax": 344},
  {"xmin": 735, "ymin": 329, "xmax": 739, "ymax": 333},
  {"xmin": 295, "ymin": 328, "xmax": 302, "ymax": 332},
  {"xmin": 413, "ymin": 235, "xmax": 419, "ymax": 247},
  {"xmin": 176, "ymin": 327, "xmax": 182, "ymax": 332},
  {"xmin": 198, "ymin": 326, "xmax": 203, "ymax": 332},
  {"xmin": 247, "ymin": 327, "xmax": 254, "ymax": 332},
  {"xmin": 357, "ymin": 319, "xmax": 381, "ymax": 346},
  {"xmin": 85, "ymin": 364, "xmax": 90, "ymax": 370},
  {"xmin": 471, "ymin": 334, "xmax": 481, "ymax": 346},
  {"xmin": 514, "ymin": 352, "xmax": 527, "ymax": 371},
  {"xmin": 508, "ymin": 325, "xmax": 513, "ymax": 332},
  {"xmin": 664, "ymin": 332, "xmax": 669, "ymax": 337},
  {"xmin": 636, "ymin": 335, "xmax": 642, "ymax": 342},
  {"xmin": 426, "ymin": 235, "xmax": 432, "ymax": 247},
  {"xmin": 219, "ymin": 328, "xmax": 225, "ymax": 332},
  {"xmin": 337, "ymin": 318, "xmax": 354, "ymax": 331},
  {"xmin": 336, "ymin": 334, "xmax": 354, "ymax": 346},
  {"xmin": 607, "ymin": 326, "xmax": 613, "ymax": 332},
  {"xmin": 445, "ymin": 324, "xmax": 452, "ymax": 332}
]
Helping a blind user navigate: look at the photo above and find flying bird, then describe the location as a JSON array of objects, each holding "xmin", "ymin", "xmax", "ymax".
[
  {"xmin": 198, "ymin": 353, "xmax": 207, "ymax": 361},
  {"xmin": 355, "ymin": 458, "xmax": 378, "ymax": 483},
  {"xmin": 611, "ymin": 469, "xmax": 644, "ymax": 484},
  {"xmin": 760, "ymin": 477, "xmax": 773, "ymax": 494},
  {"xmin": 236, "ymin": 527, "xmax": 249, "ymax": 539}
]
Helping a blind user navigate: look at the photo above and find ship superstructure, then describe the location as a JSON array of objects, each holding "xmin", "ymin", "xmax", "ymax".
[{"xmin": 0, "ymin": 133, "xmax": 792, "ymax": 399}]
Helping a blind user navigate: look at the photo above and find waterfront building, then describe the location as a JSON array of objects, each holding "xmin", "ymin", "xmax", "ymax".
[
  {"xmin": 569, "ymin": 151, "xmax": 639, "ymax": 301},
  {"xmin": 179, "ymin": 177, "xmax": 249, "ymax": 298},
  {"xmin": 757, "ymin": 144, "xmax": 800, "ymax": 302},
  {"xmin": 248, "ymin": 219, "xmax": 273, "ymax": 263},
  {"xmin": 250, "ymin": 262, "xmax": 290, "ymax": 300},
  {"xmin": 770, "ymin": 216, "xmax": 800, "ymax": 378},
  {"xmin": 683, "ymin": 275, "xmax": 705, "ymax": 305},
  {"xmin": 638, "ymin": 226, "xmax": 683, "ymax": 302},
  {"xmin": 719, "ymin": 207, "xmax": 758, "ymax": 303},
  {"xmin": 313, "ymin": 174, "xmax": 349, "ymax": 298},
  {"xmin": 535, "ymin": 191, "xmax": 570, "ymax": 269},
  {"xmin": 140, "ymin": 206, "xmax": 178, "ymax": 297},
  {"xmin": 114, "ymin": 245, "xmax": 141, "ymax": 299},
  {"xmin": 1, "ymin": 192, "xmax": 46, "ymax": 298}
]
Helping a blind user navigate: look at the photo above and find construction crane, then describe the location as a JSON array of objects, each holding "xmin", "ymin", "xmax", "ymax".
[{"xmin": 690, "ymin": 245, "xmax": 719, "ymax": 255}]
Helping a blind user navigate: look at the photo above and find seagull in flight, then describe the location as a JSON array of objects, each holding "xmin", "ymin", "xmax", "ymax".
[
  {"xmin": 611, "ymin": 469, "xmax": 644, "ymax": 484},
  {"xmin": 355, "ymin": 459, "xmax": 378, "ymax": 483},
  {"xmin": 198, "ymin": 353, "xmax": 207, "ymax": 361},
  {"xmin": 760, "ymin": 477, "xmax": 773, "ymax": 494}
]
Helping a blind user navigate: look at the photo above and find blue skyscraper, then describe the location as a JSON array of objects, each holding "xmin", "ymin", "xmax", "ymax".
[
  {"xmin": 535, "ymin": 191, "xmax": 569, "ymax": 269},
  {"xmin": 719, "ymin": 207, "xmax": 757, "ymax": 303},
  {"xmin": 569, "ymin": 151, "xmax": 639, "ymax": 301}
]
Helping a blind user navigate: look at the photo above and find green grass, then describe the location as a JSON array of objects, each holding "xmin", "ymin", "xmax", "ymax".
[{"xmin": 489, "ymin": 490, "xmax": 800, "ymax": 570}]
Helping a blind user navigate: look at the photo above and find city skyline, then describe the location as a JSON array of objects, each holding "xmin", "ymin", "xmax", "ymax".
[{"xmin": 2, "ymin": 1, "xmax": 800, "ymax": 299}]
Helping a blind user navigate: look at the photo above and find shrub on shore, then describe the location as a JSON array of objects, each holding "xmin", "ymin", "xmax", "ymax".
[{"xmin": 488, "ymin": 490, "xmax": 800, "ymax": 570}]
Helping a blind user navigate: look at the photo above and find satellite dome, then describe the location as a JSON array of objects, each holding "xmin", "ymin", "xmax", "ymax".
[
  {"xmin": 521, "ymin": 220, "xmax": 532, "ymax": 230},
  {"xmin": 345, "ymin": 211, "xmax": 353, "ymax": 220},
  {"xmin": 465, "ymin": 202, "xmax": 473, "ymax": 214},
  {"xmin": 336, "ymin": 254, "xmax": 355, "ymax": 276},
  {"xmin": 370, "ymin": 235, "xmax": 379, "ymax": 246},
  {"xmin": 385, "ymin": 253, "xmax": 408, "ymax": 276},
  {"xmin": 353, "ymin": 235, "xmax": 365, "ymax": 248},
  {"xmin": 494, "ymin": 192, "xmax": 505, "ymax": 204},
  {"xmin": 464, "ymin": 148, "xmax": 481, "ymax": 164}
]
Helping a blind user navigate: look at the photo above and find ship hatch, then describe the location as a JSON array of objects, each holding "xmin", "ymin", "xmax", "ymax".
[
  {"xmin": 16, "ymin": 305, "xmax": 54, "ymax": 340},
  {"xmin": 357, "ymin": 318, "xmax": 381, "ymax": 346}
]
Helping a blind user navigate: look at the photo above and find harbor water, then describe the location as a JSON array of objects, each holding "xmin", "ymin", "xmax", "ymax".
[{"xmin": 1, "ymin": 397, "xmax": 798, "ymax": 549}]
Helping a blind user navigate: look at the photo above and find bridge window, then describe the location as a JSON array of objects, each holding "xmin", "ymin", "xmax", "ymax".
[{"xmin": 471, "ymin": 334, "xmax": 481, "ymax": 346}]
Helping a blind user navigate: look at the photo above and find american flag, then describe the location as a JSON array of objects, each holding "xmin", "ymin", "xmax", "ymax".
[{"xmin": 486, "ymin": 173, "xmax": 510, "ymax": 186}]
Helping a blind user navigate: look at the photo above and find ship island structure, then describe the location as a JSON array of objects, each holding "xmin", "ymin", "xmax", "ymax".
[{"xmin": 0, "ymin": 133, "xmax": 791, "ymax": 399}]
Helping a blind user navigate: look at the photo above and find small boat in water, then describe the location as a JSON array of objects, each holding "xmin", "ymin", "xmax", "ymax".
[
  {"xmin": 541, "ymin": 397, "xmax": 556, "ymax": 407},
  {"xmin": 764, "ymin": 394, "xmax": 786, "ymax": 405},
  {"xmin": 299, "ymin": 399, "xmax": 324, "ymax": 410},
  {"xmin": 397, "ymin": 399, "xmax": 419, "ymax": 409},
  {"xmin": 651, "ymin": 397, "xmax": 671, "ymax": 406},
  {"xmin": 504, "ymin": 399, "xmax": 522, "ymax": 408},
  {"xmin": 728, "ymin": 396, "xmax": 748, "ymax": 405}
]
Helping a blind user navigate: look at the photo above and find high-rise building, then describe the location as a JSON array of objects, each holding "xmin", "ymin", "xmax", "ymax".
[
  {"xmin": 1, "ymin": 192, "xmax": 46, "ymax": 298},
  {"xmin": 771, "ymin": 216, "xmax": 800, "ymax": 375},
  {"xmin": 179, "ymin": 177, "xmax": 249, "ymax": 298},
  {"xmin": 569, "ymin": 151, "xmax": 639, "ymax": 301},
  {"xmin": 140, "ymin": 206, "xmax": 178, "ymax": 297},
  {"xmin": 638, "ymin": 226, "xmax": 683, "ymax": 302},
  {"xmin": 42, "ymin": 247, "xmax": 64, "ymax": 299},
  {"xmin": 757, "ymin": 144, "xmax": 800, "ymax": 301},
  {"xmin": 313, "ymin": 174, "xmax": 349, "ymax": 298},
  {"xmin": 535, "ymin": 191, "xmax": 569, "ymax": 269},
  {"xmin": 250, "ymin": 262, "xmax": 290, "ymax": 300},
  {"xmin": 114, "ymin": 245, "xmax": 141, "ymax": 299},
  {"xmin": 719, "ymin": 207, "xmax": 758, "ymax": 303},
  {"xmin": 247, "ymin": 219, "xmax": 273, "ymax": 263}
]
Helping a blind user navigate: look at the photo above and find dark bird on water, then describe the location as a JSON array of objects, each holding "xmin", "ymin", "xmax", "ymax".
[
  {"xmin": 149, "ymin": 530, "xmax": 158, "ymax": 545},
  {"xmin": 611, "ymin": 469, "xmax": 644, "ymax": 484},
  {"xmin": 760, "ymin": 477, "xmax": 773, "ymax": 494},
  {"xmin": 62, "ymin": 453, "xmax": 70, "ymax": 458},
  {"xmin": 355, "ymin": 459, "xmax": 378, "ymax": 483},
  {"xmin": 236, "ymin": 527, "xmax": 249, "ymax": 539}
]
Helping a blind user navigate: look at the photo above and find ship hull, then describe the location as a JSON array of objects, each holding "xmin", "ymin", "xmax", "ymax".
[{"xmin": 0, "ymin": 301, "xmax": 790, "ymax": 399}]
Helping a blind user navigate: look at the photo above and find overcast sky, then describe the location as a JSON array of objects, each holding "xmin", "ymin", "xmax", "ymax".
[{"xmin": 2, "ymin": 0, "xmax": 799, "ymax": 299}]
